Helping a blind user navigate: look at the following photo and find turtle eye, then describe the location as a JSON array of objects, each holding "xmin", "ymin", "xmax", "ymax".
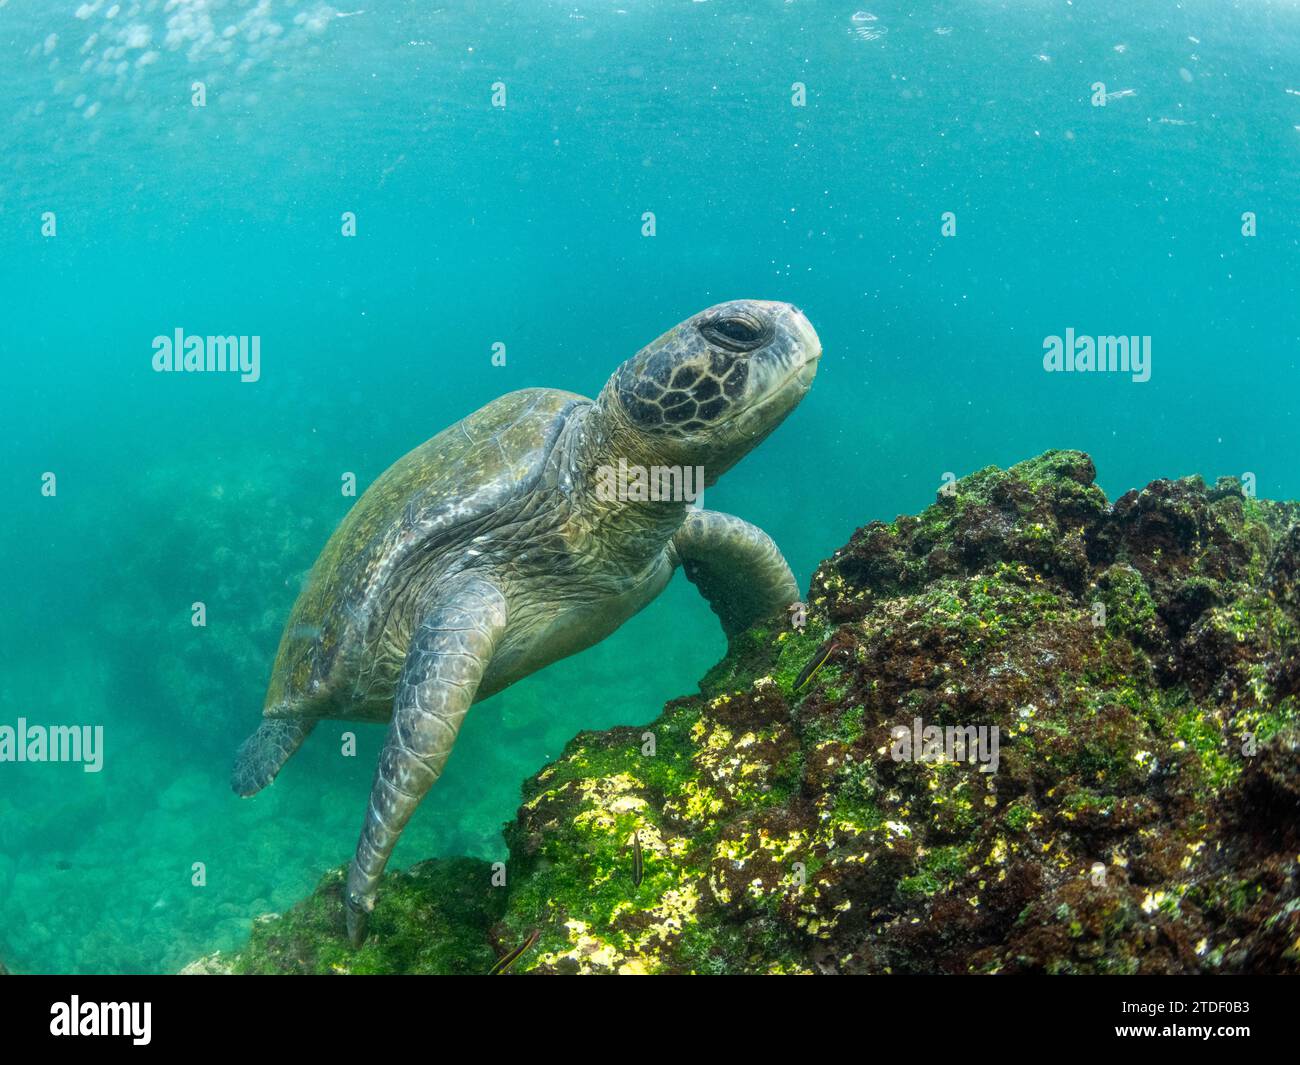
[{"xmin": 700, "ymin": 313, "xmax": 772, "ymax": 353}]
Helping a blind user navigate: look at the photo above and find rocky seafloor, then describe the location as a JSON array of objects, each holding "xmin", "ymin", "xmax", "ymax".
[{"xmin": 189, "ymin": 451, "xmax": 1300, "ymax": 975}]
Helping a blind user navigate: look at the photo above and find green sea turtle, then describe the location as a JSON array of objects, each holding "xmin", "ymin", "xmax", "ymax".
[{"xmin": 232, "ymin": 299, "xmax": 821, "ymax": 945}]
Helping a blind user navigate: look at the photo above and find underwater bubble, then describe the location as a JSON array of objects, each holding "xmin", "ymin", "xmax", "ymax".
[
  {"xmin": 123, "ymin": 23, "xmax": 151, "ymax": 49},
  {"xmin": 850, "ymin": 13, "xmax": 887, "ymax": 42}
]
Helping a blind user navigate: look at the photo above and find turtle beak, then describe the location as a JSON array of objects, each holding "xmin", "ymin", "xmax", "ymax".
[
  {"xmin": 788, "ymin": 305, "xmax": 822, "ymax": 390},
  {"xmin": 796, "ymin": 349, "xmax": 820, "ymax": 390}
]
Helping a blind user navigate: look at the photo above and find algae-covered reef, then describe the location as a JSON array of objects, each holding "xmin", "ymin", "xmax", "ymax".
[
  {"xmin": 216, "ymin": 451, "xmax": 1300, "ymax": 975},
  {"xmin": 188, "ymin": 858, "xmax": 505, "ymax": 975}
]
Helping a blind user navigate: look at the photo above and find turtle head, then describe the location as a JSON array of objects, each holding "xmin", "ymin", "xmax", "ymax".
[{"xmin": 601, "ymin": 300, "xmax": 821, "ymax": 482}]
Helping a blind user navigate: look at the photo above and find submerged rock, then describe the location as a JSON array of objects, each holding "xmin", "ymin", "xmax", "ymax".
[
  {"xmin": 177, "ymin": 952, "xmax": 232, "ymax": 976},
  {"xmin": 220, "ymin": 451, "xmax": 1300, "ymax": 975},
  {"xmin": 217, "ymin": 858, "xmax": 505, "ymax": 975}
]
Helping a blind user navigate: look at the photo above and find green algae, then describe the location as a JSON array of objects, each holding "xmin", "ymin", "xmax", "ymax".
[{"xmin": 231, "ymin": 858, "xmax": 505, "ymax": 975}]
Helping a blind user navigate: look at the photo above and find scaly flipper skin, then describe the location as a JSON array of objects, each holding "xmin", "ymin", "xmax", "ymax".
[
  {"xmin": 231, "ymin": 717, "xmax": 317, "ymax": 797},
  {"xmin": 344, "ymin": 576, "xmax": 508, "ymax": 946},
  {"xmin": 672, "ymin": 509, "xmax": 800, "ymax": 638}
]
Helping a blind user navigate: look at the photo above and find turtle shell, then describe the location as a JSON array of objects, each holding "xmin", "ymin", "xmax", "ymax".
[{"xmin": 262, "ymin": 387, "xmax": 587, "ymax": 717}]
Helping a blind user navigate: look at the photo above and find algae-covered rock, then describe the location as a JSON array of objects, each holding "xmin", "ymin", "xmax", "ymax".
[
  {"xmin": 225, "ymin": 857, "xmax": 506, "ymax": 975},
  {"xmin": 214, "ymin": 451, "xmax": 1300, "ymax": 974},
  {"xmin": 178, "ymin": 952, "xmax": 233, "ymax": 975}
]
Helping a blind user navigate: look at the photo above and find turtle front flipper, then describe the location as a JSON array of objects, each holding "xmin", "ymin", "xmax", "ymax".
[
  {"xmin": 344, "ymin": 575, "xmax": 509, "ymax": 947},
  {"xmin": 672, "ymin": 509, "xmax": 800, "ymax": 640}
]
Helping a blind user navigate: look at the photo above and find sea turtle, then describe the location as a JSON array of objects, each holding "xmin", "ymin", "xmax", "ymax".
[{"xmin": 232, "ymin": 299, "xmax": 821, "ymax": 945}]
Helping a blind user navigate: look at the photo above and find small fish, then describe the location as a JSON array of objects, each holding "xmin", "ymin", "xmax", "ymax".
[
  {"xmin": 793, "ymin": 637, "xmax": 837, "ymax": 693},
  {"xmin": 631, "ymin": 831, "xmax": 644, "ymax": 888},
  {"xmin": 489, "ymin": 928, "xmax": 539, "ymax": 976}
]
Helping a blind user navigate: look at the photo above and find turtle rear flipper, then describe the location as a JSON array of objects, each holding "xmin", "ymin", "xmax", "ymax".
[
  {"xmin": 231, "ymin": 717, "xmax": 316, "ymax": 797},
  {"xmin": 344, "ymin": 576, "xmax": 509, "ymax": 946}
]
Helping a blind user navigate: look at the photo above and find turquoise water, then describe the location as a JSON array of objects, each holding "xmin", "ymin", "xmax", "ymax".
[{"xmin": 2, "ymin": 0, "xmax": 1298, "ymax": 973}]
